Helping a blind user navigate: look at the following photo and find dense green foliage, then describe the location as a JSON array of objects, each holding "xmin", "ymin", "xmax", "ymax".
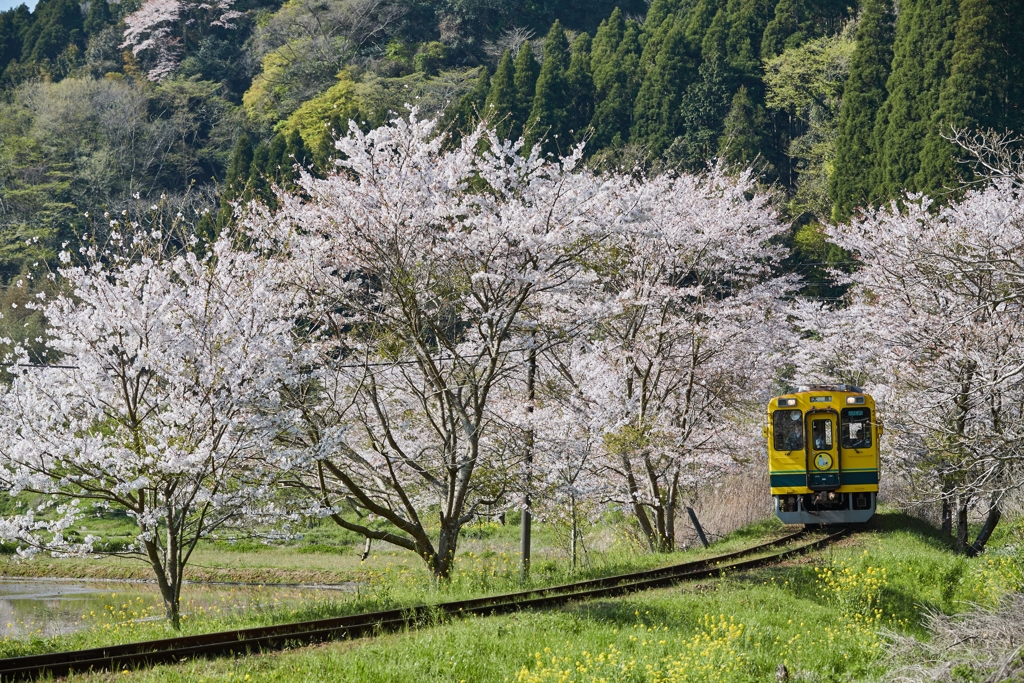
[
  {"xmin": 0, "ymin": 0, "xmax": 1022, "ymax": 321},
  {"xmin": 829, "ymin": 0, "xmax": 893, "ymax": 221}
]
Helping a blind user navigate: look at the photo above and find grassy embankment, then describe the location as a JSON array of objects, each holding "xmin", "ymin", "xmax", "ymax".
[{"xmin": 3, "ymin": 510, "xmax": 1022, "ymax": 681}]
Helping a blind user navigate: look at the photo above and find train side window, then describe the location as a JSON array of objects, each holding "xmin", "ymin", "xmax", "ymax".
[
  {"xmin": 841, "ymin": 408, "xmax": 872, "ymax": 449},
  {"xmin": 773, "ymin": 410, "xmax": 803, "ymax": 451},
  {"xmin": 811, "ymin": 419, "xmax": 833, "ymax": 450}
]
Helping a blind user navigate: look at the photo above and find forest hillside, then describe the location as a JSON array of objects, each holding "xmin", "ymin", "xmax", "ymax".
[{"xmin": 0, "ymin": 0, "xmax": 1022, "ymax": 352}]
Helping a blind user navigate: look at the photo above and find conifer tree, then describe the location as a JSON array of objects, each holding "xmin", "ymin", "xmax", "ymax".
[
  {"xmin": 246, "ymin": 142, "xmax": 270, "ymax": 203},
  {"xmin": 874, "ymin": 0, "xmax": 958, "ymax": 199},
  {"xmin": 83, "ymin": 0, "xmax": 111, "ymax": 37},
  {"xmin": 684, "ymin": 0, "xmax": 721, "ymax": 48},
  {"xmin": 591, "ymin": 7, "xmax": 625, "ymax": 85},
  {"xmin": 672, "ymin": 8, "xmax": 732, "ymax": 169},
  {"xmin": 632, "ymin": 19, "xmax": 695, "ymax": 156},
  {"xmin": 0, "ymin": 9, "xmax": 28, "ymax": 70},
  {"xmin": 590, "ymin": 17, "xmax": 641, "ymax": 149},
  {"xmin": 718, "ymin": 85, "xmax": 766, "ymax": 166},
  {"xmin": 223, "ymin": 134, "xmax": 254, "ymax": 201},
  {"xmin": 21, "ymin": 0, "xmax": 84, "ymax": 63},
  {"xmin": 309, "ymin": 103, "xmax": 363, "ymax": 174},
  {"xmin": 314, "ymin": 114, "xmax": 345, "ymax": 174},
  {"xmin": 614, "ymin": 21, "xmax": 638, "ymax": 85},
  {"xmin": 761, "ymin": 0, "xmax": 805, "ymax": 59},
  {"xmin": 644, "ymin": 0, "xmax": 683, "ymax": 39},
  {"xmin": 619, "ymin": 20, "xmax": 643, "ymax": 93},
  {"xmin": 525, "ymin": 21, "xmax": 571, "ymax": 154},
  {"xmin": 286, "ymin": 128, "xmax": 308, "ymax": 170},
  {"xmin": 726, "ymin": 0, "xmax": 773, "ymax": 79},
  {"xmin": 513, "ymin": 44, "xmax": 540, "ymax": 136},
  {"xmin": 918, "ymin": 0, "xmax": 1006, "ymax": 193},
  {"xmin": 636, "ymin": 5, "xmax": 676, "ymax": 87},
  {"xmin": 486, "ymin": 51, "xmax": 518, "ymax": 139},
  {"xmin": 469, "ymin": 65, "xmax": 491, "ymax": 112},
  {"xmin": 267, "ymin": 132, "xmax": 288, "ymax": 181},
  {"xmin": 217, "ymin": 134, "xmax": 254, "ymax": 226},
  {"xmin": 830, "ymin": 0, "xmax": 895, "ymax": 221},
  {"xmin": 565, "ymin": 33, "xmax": 594, "ymax": 145},
  {"xmin": 1000, "ymin": 0, "xmax": 1024, "ymax": 131},
  {"xmin": 195, "ymin": 210, "xmax": 217, "ymax": 249},
  {"xmin": 701, "ymin": 7, "xmax": 730, "ymax": 69}
]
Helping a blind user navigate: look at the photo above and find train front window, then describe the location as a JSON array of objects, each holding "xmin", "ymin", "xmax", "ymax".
[
  {"xmin": 841, "ymin": 408, "xmax": 872, "ymax": 449},
  {"xmin": 773, "ymin": 410, "xmax": 803, "ymax": 451},
  {"xmin": 811, "ymin": 419, "xmax": 833, "ymax": 450}
]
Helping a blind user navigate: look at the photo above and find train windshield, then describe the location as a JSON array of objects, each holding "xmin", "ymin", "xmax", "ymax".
[
  {"xmin": 773, "ymin": 409, "xmax": 803, "ymax": 451},
  {"xmin": 841, "ymin": 408, "xmax": 872, "ymax": 449}
]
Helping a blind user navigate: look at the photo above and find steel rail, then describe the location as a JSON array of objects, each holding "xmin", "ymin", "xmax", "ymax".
[{"xmin": 0, "ymin": 527, "xmax": 845, "ymax": 680}]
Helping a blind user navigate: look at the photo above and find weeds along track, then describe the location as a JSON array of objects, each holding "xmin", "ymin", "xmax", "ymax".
[{"xmin": 0, "ymin": 527, "xmax": 848, "ymax": 680}]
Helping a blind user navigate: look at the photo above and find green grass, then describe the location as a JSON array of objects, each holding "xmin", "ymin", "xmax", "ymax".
[
  {"xmin": 40, "ymin": 510, "xmax": 1024, "ymax": 682},
  {"xmin": 6, "ymin": 510, "xmax": 1022, "ymax": 681},
  {"xmin": 0, "ymin": 515, "xmax": 580, "ymax": 585},
  {"xmin": 0, "ymin": 517, "xmax": 797, "ymax": 659}
]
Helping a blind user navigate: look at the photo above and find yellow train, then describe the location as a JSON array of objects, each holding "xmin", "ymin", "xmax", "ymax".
[{"xmin": 765, "ymin": 384, "xmax": 880, "ymax": 524}]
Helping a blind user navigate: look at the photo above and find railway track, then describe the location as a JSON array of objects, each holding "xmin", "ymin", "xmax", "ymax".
[{"xmin": 0, "ymin": 527, "xmax": 848, "ymax": 680}]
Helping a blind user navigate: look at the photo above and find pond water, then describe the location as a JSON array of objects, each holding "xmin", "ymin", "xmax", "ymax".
[{"xmin": 0, "ymin": 579, "xmax": 354, "ymax": 639}]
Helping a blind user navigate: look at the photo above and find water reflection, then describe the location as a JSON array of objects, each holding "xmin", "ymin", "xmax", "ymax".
[{"xmin": 0, "ymin": 579, "xmax": 351, "ymax": 638}]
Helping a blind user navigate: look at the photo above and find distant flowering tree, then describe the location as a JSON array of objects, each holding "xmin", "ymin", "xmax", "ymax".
[
  {"xmin": 0, "ymin": 225, "xmax": 293, "ymax": 627},
  {"xmin": 122, "ymin": 0, "xmax": 246, "ymax": 81}
]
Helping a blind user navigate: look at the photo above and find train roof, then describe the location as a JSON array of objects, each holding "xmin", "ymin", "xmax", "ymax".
[
  {"xmin": 792, "ymin": 384, "xmax": 863, "ymax": 394},
  {"xmin": 769, "ymin": 384, "xmax": 874, "ymax": 408}
]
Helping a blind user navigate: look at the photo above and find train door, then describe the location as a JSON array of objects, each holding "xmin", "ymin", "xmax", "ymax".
[{"xmin": 806, "ymin": 411, "xmax": 840, "ymax": 489}]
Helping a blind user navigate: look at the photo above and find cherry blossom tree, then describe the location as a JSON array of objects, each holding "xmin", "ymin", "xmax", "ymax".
[
  {"xmin": 529, "ymin": 343, "xmax": 609, "ymax": 571},
  {"xmin": 576, "ymin": 167, "xmax": 795, "ymax": 552},
  {"xmin": 801, "ymin": 140, "xmax": 1024, "ymax": 552},
  {"xmin": 122, "ymin": 0, "xmax": 246, "ymax": 81},
  {"xmin": 0, "ymin": 224, "xmax": 294, "ymax": 627},
  {"xmin": 248, "ymin": 112, "xmax": 633, "ymax": 580}
]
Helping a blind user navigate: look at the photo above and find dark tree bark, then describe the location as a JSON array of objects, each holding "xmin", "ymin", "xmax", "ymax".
[
  {"xmin": 968, "ymin": 502, "xmax": 1001, "ymax": 557},
  {"xmin": 955, "ymin": 499, "xmax": 970, "ymax": 552},
  {"xmin": 941, "ymin": 498, "xmax": 952, "ymax": 536}
]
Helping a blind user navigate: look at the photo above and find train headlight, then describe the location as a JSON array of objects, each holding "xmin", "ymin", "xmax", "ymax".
[
  {"xmin": 778, "ymin": 398, "xmax": 797, "ymax": 406},
  {"xmin": 846, "ymin": 396, "xmax": 865, "ymax": 404}
]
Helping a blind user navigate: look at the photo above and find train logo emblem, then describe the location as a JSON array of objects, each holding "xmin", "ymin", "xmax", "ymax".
[{"xmin": 813, "ymin": 452, "xmax": 833, "ymax": 470}]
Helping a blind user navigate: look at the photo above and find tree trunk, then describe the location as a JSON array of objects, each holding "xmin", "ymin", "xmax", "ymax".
[
  {"xmin": 941, "ymin": 498, "xmax": 952, "ymax": 537},
  {"xmin": 431, "ymin": 522, "xmax": 460, "ymax": 580},
  {"xmin": 664, "ymin": 501, "xmax": 676, "ymax": 551},
  {"xmin": 165, "ymin": 593, "xmax": 181, "ymax": 630},
  {"xmin": 647, "ymin": 515, "xmax": 673, "ymax": 552},
  {"xmin": 955, "ymin": 500, "xmax": 970, "ymax": 553},
  {"xmin": 632, "ymin": 500, "xmax": 659, "ymax": 552},
  {"xmin": 570, "ymin": 495, "xmax": 578, "ymax": 572},
  {"xmin": 622, "ymin": 457, "xmax": 657, "ymax": 551},
  {"xmin": 968, "ymin": 503, "xmax": 1001, "ymax": 557},
  {"xmin": 653, "ymin": 504, "xmax": 667, "ymax": 551},
  {"xmin": 144, "ymin": 538, "xmax": 182, "ymax": 630}
]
